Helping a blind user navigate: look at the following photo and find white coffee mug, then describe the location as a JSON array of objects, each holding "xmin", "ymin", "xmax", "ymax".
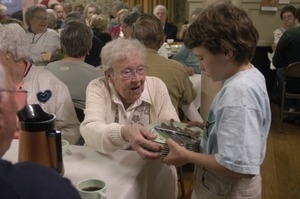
[
  {"xmin": 77, "ymin": 179, "xmax": 106, "ymax": 199},
  {"xmin": 61, "ymin": 139, "xmax": 69, "ymax": 157},
  {"xmin": 167, "ymin": 39, "xmax": 174, "ymax": 44}
]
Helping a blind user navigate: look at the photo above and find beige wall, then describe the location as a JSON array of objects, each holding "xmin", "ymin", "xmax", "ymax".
[{"xmin": 187, "ymin": 0, "xmax": 300, "ymax": 46}]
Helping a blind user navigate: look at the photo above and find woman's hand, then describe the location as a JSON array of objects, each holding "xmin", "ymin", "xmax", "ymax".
[
  {"xmin": 121, "ymin": 124, "xmax": 163, "ymax": 160},
  {"xmin": 178, "ymin": 24, "xmax": 188, "ymax": 41},
  {"xmin": 185, "ymin": 67, "xmax": 195, "ymax": 76},
  {"xmin": 186, "ymin": 120, "xmax": 207, "ymax": 128},
  {"xmin": 162, "ymin": 138, "xmax": 189, "ymax": 167}
]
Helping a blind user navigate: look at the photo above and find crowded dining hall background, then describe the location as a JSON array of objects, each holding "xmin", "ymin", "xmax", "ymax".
[{"xmin": 0, "ymin": 0, "xmax": 300, "ymax": 198}]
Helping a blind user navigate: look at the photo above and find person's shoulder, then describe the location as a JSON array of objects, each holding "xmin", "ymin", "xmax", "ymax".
[
  {"xmin": 81, "ymin": 63, "xmax": 104, "ymax": 75},
  {"xmin": 46, "ymin": 28, "xmax": 59, "ymax": 36},
  {"xmin": 34, "ymin": 65, "xmax": 70, "ymax": 89},
  {"xmin": 165, "ymin": 58, "xmax": 187, "ymax": 71},
  {"xmin": 226, "ymin": 66, "xmax": 265, "ymax": 89},
  {"xmin": 286, "ymin": 25, "xmax": 300, "ymax": 35},
  {"xmin": 145, "ymin": 76, "xmax": 167, "ymax": 90},
  {"xmin": 88, "ymin": 76, "xmax": 107, "ymax": 88},
  {"xmin": 45, "ymin": 61, "xmax": 60, "ymax": 68},
  {"xmin": 146, "ymin": 76, "xmax": 164, "ymax": 84},
  {"xmin": 0, "ymin": 160, "xmax": 80, "ymax": 198}
]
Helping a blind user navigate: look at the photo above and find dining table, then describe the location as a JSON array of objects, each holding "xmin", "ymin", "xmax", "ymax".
[
  {"xmin": 182, "ymin": 74, "xmax": 203, "ymax": 122},
  {"xmin": 3, "ymin": 140, "xmax": 178, "ymax": 199}
]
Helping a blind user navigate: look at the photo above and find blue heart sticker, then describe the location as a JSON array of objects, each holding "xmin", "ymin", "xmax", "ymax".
[{"xmin": 37, "ymin": 90, "xmax": 52, "ymax": 103}]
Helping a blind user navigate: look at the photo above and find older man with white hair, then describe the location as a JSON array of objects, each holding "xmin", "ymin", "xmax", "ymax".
[{"xmin": 153, "ymin": 4, "xmax": 178, "ymax": 41}]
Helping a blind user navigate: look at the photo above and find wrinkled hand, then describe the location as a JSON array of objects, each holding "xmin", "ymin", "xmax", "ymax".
[
  {"xmin": 185, "ymin": 67, "xmax": 195, "ymax": 76},
  {"xmin": 180, "ymin": 24, "xmax": 188, "ymax": 33},
  {"xmin": 121, "ymin": 124, "xmax": 163, "ymax": 160},
  {"xmin": 162, "ymin": 139, "xmax": 189, "ymax": 167},
  {"xmin": 186, "ymin": 120, "xmax": 208, "ymax": 128}
]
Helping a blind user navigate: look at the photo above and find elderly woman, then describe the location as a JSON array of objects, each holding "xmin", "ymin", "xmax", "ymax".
[
  {"xmin": 0, "ymin": 22, "xmax": 81, "ymax": 144},
  {"xmin": 80, "ymin": 38, "xmax": 179, "ymax": 159},
  {"xmin": 119, "ymin": 12, "xmax": 141, "ymax": 39},
  {"xmin": 87, "ymin": 14, "xmax": 112, "ymax": 44},
  {"xmin": 272, "ymin": 5, "xmax": 298, "ymax": 51},
  {"xmin": 0, "ymin": 23, "xmax": 28, "ymax": 89},
  {"xmin": 83, "ymin": 2, "xmax": 101, "ymax": 20},
  {"xmin": 25, "ymin": 5, "xmax": 60, "ymax": 66}
]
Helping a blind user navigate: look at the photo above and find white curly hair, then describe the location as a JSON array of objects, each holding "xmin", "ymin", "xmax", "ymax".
[{"xmin": 0, "ymin": 23, "xmax": 30, "ymax": 60}]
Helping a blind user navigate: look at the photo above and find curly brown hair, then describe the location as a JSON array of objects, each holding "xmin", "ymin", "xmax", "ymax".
[{"xmin": 185, "ymin": 3, "xmax": 258, "ymax": 64}]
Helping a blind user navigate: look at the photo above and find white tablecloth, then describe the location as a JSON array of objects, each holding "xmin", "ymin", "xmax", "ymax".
[
  {"xmin": 3, "ymin": 140, "xmax": 178, "ymax": 199},
  {"xmin": 182, "ymin": 74, "xmax": 203, "ymax": 122}
]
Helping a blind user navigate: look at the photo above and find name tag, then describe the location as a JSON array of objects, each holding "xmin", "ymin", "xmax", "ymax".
[{"xmin": 60, "ymin": 66, "xmax": 69, "ymax": 71}]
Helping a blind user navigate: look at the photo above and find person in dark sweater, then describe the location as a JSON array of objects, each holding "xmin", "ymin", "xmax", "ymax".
[{"xmin": 272, "ymin": 8, "xmax": 300, "ymax": 113}]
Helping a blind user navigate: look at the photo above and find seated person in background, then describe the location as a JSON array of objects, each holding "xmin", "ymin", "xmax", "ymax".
[
  {"xmin": 132, "ymin": 4, "xmax": 144, "ymax": 14},
  {"xmin": 83, "ymin": 2, "xmax": 102, "ymax": 20},
  {"xmin": 173, "ymin": 8, "xmax": 201, "ymax": 76},
  {"xmin": 0, "ymin": 22, "xmax": 80, "ymax": 145},
  {"xmin": 25, "ymin": 5, "xmax": 60, "ymax": 66},
  {"xmin": 0, "ymin": 64, "xmax": 81, "ymax": 199},
  {"xmin": 172, "ymin": 45, "xmax": 201, "ymax": 76},
  {"xmin": 45, "ymin": 20, "xmax": 103, "ymax": 110},
  {"xmin": 269, "ymin": 5, "xmax": 298, "ymax": 101},
  {"xmin": 64, "ymin": 11, "xmax": 105, "ymax": 67},
  {"xmin": 119, "ymin": 12, "xmax": 141, "ymax": 39},
  {"xmin": 116, "ymin": 8, "xmax": 130, "ymax": 38},
  {"xmin": 24, "ymin": 64, "xmax": 81, "ymax": 145},
  {"xmin": 108, "ymin": 19, "xmax": 121, "ymax": 40},
  {"xmin": 272, "ymin": 8, "xmax": 300, "ymax": 113},
  {"xmin": 46, "ymin": 8, "xmax": 57, "ymax": 29},
  {"xmin": 53, "ymin": 3, "xmax": 65, "ymax": 29},
  {"xmin": 63, "ymin": 2, "xmax": 73, "ymax": 16},
  {"xmin": 132, "ymin": 14, "xmax": 196, "ymax": 114},
  {"xmin": 80, "ymin": 38, "xmax": 179, "ymax": 158},
  {"xmin": 153, "ymin": 5, "xmax": 177, "ymax": 41},
  {"xmin": 177, "ymin": 8, "xmax": 202, "ymax": 41},
  {"xmin": 73, "ymin": 3, "xmax": 84, "ymax": 15},
  {"xmin": 110, "ymin": 1, "xmax": 132, "ymax": 19},
  {"xmin": 272, "ymin": 5, "xmax": 298, "ymax": 52},
  {"xmin": 87, "ymin": 14, "xmax": 112, "ymax": 45},
  {"xmin": 0, "ymin": 4, "xmax": 9, "ymax": 22}
]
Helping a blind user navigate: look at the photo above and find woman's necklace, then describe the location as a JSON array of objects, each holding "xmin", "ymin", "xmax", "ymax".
[{"xmin": 31, "ymin": 32, "xmax": 45, "ymax": 44}]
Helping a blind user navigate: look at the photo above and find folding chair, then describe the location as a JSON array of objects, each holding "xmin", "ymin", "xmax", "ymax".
[
  {"xmin": 279, "ymin": 61, "xmax": 300, "ymax": 132},
  {"xmin": 75, "ymin": 106, "xmax": 85, "ymax": 122}
]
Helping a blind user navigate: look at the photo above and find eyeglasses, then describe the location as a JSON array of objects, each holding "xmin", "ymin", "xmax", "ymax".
[
  {"xmin": 23, "ymin": 59, "xmax": 32, "ymax": 77},
  {"xmin": 0, "ymin": 90, "xmax": 28, "ymax": 111},
  {"xmin": 117, "ymin": 65, "xmax": 147, "ymax": 80},
  {"xmin": 282, "ymin": 15, "xmax": 294, "ymax": 20}
]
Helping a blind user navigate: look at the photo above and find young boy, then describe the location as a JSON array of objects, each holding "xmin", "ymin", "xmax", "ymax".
[{"xmin": 163, "ymin": 3, "xmax": 271, "ymax": 198}]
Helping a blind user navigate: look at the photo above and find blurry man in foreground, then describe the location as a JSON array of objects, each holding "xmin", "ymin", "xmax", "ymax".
[{"xmin": 0, "ymin": 63, "xmax": 80, "ymax": 198}]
